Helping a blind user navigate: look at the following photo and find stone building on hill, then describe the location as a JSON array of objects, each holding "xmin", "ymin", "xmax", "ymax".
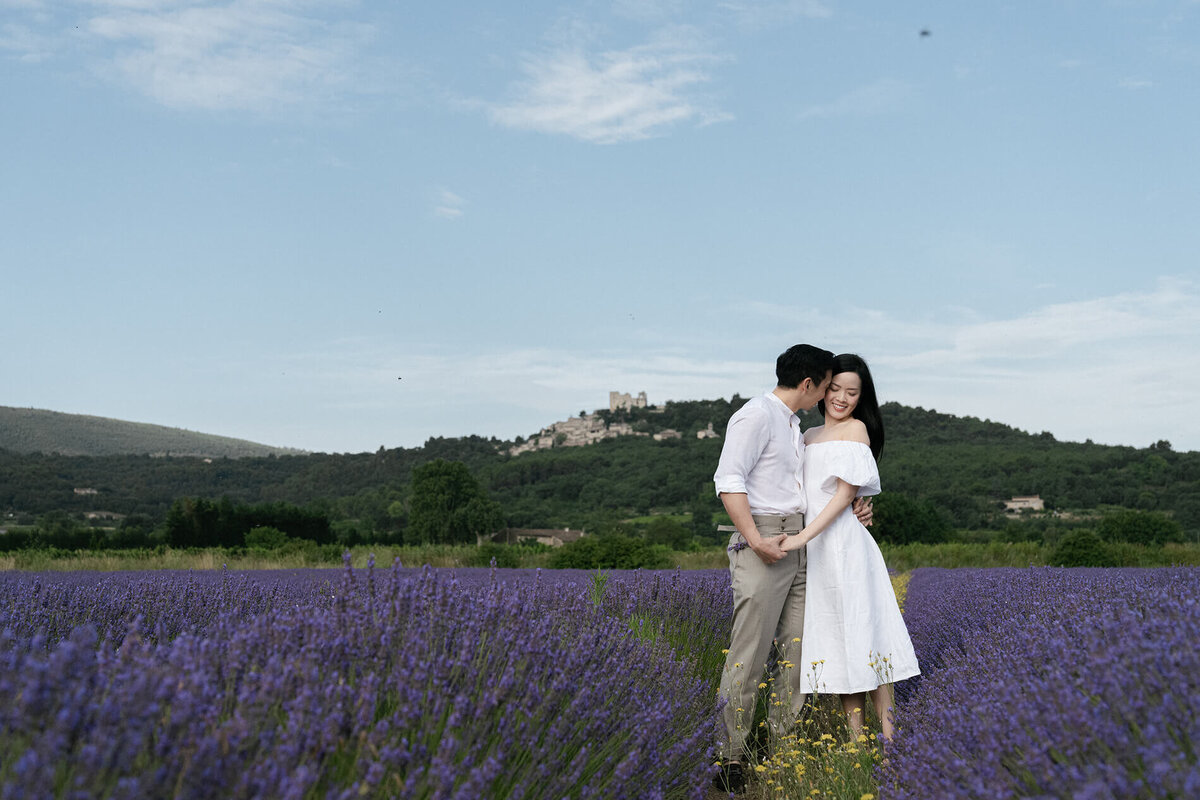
[
  {"xmin": 508, "ymin": 390, "xmax": 652, "ymax": 456},
  {"xmin": 508, "ymin": 413, "xmax": 642, "ymax": 455},
  {"xmin": 609, "ymin": 390, "xmax": 648, "ymax": 412}
]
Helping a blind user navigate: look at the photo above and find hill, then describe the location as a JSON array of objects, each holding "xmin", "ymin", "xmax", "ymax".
[
  {"xmin": 0, "ymin": 407, "xmax": 306, "ymax": 459},
  {"xmin": 0, "ymin": 398, "xmax": 1195, "ymax": 538}
]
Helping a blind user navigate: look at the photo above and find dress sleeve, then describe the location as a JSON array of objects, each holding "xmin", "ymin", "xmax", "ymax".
[{"xmin": 819, "ymin": 442, "xmax": 881, "ymax": 498}]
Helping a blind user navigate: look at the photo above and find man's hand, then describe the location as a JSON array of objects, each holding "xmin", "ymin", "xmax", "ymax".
[
  {"xmin": 853, "ymin": 497, "xmax": 874, "ymax": 527},
  {"xmin": 750, "ymin": 534, "xmax": 787, "ymax": 565},
  {"xmin": 720, "ymin": 492, "xmax": 789, "ymax": 565}
]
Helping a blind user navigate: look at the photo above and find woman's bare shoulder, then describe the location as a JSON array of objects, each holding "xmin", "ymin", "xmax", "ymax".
[
  {"xmin": 802, "ymin": 425, "xmax": 825, "ymax": 444},
  {"xmin": 832, "ymin": 418, "xmax": 870, "ymax": 445}
]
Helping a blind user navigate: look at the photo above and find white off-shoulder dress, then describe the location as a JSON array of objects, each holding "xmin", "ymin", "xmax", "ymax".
[{"xmin": 799, "ymin": 441, "xmax": 920, "ymax": 694}]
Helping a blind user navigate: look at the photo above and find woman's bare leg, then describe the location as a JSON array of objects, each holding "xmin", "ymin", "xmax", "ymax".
[
  {"xmin": 840, "ymin": 693, "xmax": 866, "ymax": 737},
  {"xmin": 869, "ymin": 684, "xmax": 895, "ymax": 740}
]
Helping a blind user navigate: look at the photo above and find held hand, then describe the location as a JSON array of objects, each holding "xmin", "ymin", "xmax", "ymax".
[
  {"xmin": 751, "ymin": 534, "xmax": 787, "ymax": 564},
  {"xmin": 853, "ymin": 497, "xmax": 874, "ymax": 527},
  {"xmin": 780, "ymin": 532, "xmax": 809, "ymax": 553}
]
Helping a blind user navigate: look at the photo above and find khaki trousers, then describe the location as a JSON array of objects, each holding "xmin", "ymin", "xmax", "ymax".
[{"xmin": 717, "ymin": 514, "xmax": 808, "ymax": 763}]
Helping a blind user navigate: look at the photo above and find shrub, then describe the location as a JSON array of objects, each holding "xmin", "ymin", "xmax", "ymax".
[
  {"xmin": 467, "ymin": 542, "xmax": 521, "ymax": 568},
  {"xmin": 244, "ymin": 526, "xmax": 290, "ymax": 550},
  {"xmin": 548, "ymin": 535, "xmax": 671, "ymax": 569},
  {"xmin": 1049, "ymin": 529, "xmax": 1117, "ymax": 567}
]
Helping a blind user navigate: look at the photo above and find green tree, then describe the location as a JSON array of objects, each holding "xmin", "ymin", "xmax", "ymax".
[
  {"xmin": 35, "ymin": 510, "xmax": 93, "ymax": 548},
  {"xmin": 1097, "ymin": 509, "xmax": 1184, "ymax": 546},
  {"xmin": 689, "ymin": 500, "xmax": 718, "ymax": 545},
  {"xmin": 872, "ymin": 494, "xmax": 952, "ymax": 544},
  {"xmin": 644, "ymin": 516, "xmax": 691, "ymax": 550},
  {"xmin": 407, "ymin": 460, "xmax": 505, "ymax": 545}
]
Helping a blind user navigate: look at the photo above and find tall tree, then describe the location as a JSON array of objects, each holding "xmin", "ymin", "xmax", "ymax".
[{"xmin": 407, "ymin": 460, "xmax": 504, "ymax": 545}]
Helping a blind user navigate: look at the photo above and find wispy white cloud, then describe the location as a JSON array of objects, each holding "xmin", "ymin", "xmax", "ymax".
[
  {"xmin": 718, "ymin": 0, "xmax": 831, "ymax": 31},
  {"xmin": 433, "ymin": 188, "xmax": 465, "ymax": 219},
  {"xmin": 1118, "ymin": 77, "xmax": 1154, "ymax": 89},
  {"xmin": 489, "ymin": 28, "xmax": 732, "ymax": 144},
  {"xmin": 285, "ymin": 278, "xmax": 1200, "ymax": 451},
  {"xmin": 79, "ymin": 0, "xmax": 374, "ymax": 111},
  {"xmin": 612, "ymin": 0, "xmax": 684, "ymax": 23},
  {"xmin": 798, "ymin": 78, "xmax": 914, "ymax": 120},
  {"xmin": 0, "ymin": 21, "xmax": 56, "ymax": 62},
  {"xmin": 883, "ymin": 278, "xmax": 1194, "ymax": 370},
  {"xmin": 0, "ymin": 0, "xmax": 47, "ymax": 10},
  {"xmin": 865, "ymin": 278, "xmax": 1199, "ymax": 448}
]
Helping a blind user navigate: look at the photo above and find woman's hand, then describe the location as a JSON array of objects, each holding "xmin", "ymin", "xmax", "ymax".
[
  {"xmin": 853, "ymin": 497, "xmax": 874, "ymax": 527},
  {"xmin": 781, "ymin": 531, "xmax": 810, "ymax": 552}
]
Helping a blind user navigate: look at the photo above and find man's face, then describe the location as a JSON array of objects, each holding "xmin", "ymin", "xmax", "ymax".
[{"xmin": 798, "ymin": 371, "xmax": 832, "ymax": 411}]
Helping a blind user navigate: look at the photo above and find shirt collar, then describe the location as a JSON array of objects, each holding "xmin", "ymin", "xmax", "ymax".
[{"xmin": 764, "ymin": 391, "xmax": 799, "ymax": 421}]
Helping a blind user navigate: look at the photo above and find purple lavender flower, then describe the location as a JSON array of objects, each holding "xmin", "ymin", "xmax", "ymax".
[
  {"xmin": 880, "ymin": 567, "xmax": 1200, "ymax": 799},
  {"xmin": 0, "ymin": 566, "xmax": 728, "ymax": 798}
]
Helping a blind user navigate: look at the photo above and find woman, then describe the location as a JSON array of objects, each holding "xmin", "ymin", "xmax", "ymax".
[{"xmin": 781, "ymin": 354, "xmax": 919, "ymax": 739}]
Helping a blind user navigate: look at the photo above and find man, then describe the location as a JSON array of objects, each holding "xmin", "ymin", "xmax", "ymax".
[{"xmin": 711, "ymin": 344, "xmax": 872, "ymax": 793}]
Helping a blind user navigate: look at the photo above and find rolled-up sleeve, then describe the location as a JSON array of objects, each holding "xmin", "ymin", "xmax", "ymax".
[{"xmin": 713, "ymin": 407, "xmax": 769, "ymax": 497}]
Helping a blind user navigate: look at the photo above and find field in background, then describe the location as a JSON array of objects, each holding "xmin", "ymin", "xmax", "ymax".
[{"xmin": 4, "ymin": 540, "xmax": 1199, "ymax": 572}]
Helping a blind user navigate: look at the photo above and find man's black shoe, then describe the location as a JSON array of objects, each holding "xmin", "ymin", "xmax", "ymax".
[{"xmin": 712, "ymin": 761, "xmax": 746, "ymax": 794}]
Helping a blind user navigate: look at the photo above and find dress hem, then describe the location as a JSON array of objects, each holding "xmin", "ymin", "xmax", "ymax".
[{"xmin": 803, "ymin": 668, "xmax": 921, "ymax": 695}]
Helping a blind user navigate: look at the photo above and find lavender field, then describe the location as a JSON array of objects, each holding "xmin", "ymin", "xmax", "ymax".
[
  {"xmin": 1, "ymin": 562, "xmax": 1197, "ymax": 799},
  {"xmin": 882, "ymin": 568, "xmax": 1200, "ymax": 799}
]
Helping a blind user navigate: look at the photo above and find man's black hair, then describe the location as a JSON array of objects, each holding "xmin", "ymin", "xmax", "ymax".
[{"xmin": 776, "ymin": 344, "xmax": 834, "ymax": 389}]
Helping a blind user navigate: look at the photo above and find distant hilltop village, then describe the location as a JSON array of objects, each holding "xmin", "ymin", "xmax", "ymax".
[
  {"xmin": 509, "ymin": 391, "xmax": 720, "ymax": 456},
  {"xmin": 609, "ymin": 390, "xmax": 647, "ymax": 411}
]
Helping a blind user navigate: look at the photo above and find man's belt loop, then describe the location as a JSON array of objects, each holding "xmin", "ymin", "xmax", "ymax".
[{"xmin": 717, "ymin": 513, "xmax": 805, "ymax": 535}]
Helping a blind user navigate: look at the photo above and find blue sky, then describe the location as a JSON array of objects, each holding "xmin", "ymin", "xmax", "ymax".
[{"xmin": 3, "ymin": 0, "xmax": 1199, "ymax": 454}]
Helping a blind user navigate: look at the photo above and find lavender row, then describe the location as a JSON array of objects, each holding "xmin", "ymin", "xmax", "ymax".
[
  {"xmin": 881, "ymin": 568, "xmax": 1200, "ymax": 799},
  {"xmin": 0, "ymin": 563, "xmax": 730, "ymax": 799}
]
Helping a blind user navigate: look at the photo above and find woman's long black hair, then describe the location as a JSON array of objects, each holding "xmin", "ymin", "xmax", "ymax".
[{"xmin": 817, "ymin": 353, "xmax": 885, "ymax": 462}]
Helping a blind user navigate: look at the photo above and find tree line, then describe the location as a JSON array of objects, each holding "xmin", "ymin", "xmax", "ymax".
[{"xmin": 2, "ymin": 400, "xmax": 1198, "ymax": 550}]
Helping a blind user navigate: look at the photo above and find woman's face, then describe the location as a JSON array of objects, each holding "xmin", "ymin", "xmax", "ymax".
[{"xmin": 825, "ymin": 371, "xmax": 862, "ymax": 422}]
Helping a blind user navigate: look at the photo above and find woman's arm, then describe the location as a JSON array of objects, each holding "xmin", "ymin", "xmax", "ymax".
[{"xmin": 781, "ymin": 479, "xmax": 859, "ymax": 551}]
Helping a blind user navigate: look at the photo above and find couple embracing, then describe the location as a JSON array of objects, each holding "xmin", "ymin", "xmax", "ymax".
[{"xmin": 712, "ymin": 344, "xmax": 920, "ymax": 794}]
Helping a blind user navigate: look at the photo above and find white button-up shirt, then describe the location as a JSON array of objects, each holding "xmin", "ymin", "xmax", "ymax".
[{"xmin": 713, "ymin": 392, "xmax": 807, "ymax": 515}]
